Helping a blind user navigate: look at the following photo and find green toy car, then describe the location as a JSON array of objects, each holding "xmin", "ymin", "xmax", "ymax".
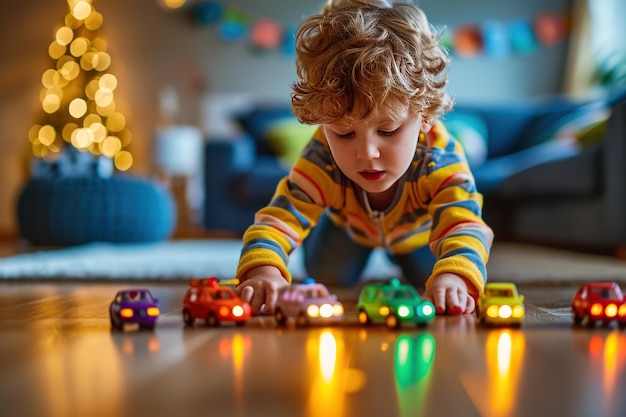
[
  {"xmin": 357, "ymin": 278, "xmax": 436, "ymax": 329},
  {"xmin": 476, "ymin": 282, "xmax": 525, "ymax": 327}
]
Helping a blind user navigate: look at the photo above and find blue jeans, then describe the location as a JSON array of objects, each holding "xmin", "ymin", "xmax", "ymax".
[{"xmin": 303, "ymin": 212, "xmax": 436, "ymax": 288}]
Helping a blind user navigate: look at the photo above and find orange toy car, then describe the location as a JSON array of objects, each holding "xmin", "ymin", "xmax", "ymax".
[{"xmin": 182, "ymin": 277, "xmax": 252, "ymax": 327}]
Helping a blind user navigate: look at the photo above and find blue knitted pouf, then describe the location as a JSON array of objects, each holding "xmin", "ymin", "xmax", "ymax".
[{"xmin": 17, "ymin": 176, "xmax": 177, "ymax": 246}]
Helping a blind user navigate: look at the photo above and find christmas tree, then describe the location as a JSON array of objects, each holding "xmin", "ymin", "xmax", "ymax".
[{"xmin": 29, "ymin": 0, "xmax": 133, "ymax": 173}]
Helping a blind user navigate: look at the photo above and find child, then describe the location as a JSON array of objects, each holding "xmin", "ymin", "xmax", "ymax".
[{"xmin": 235, "ymin": 0, "xmax": 493, "ymax": 315}]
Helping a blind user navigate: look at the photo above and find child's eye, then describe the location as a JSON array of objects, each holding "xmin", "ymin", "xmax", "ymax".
[
  {"xmin": 336, "ymin": 131, "xmax": 354, "ymax": 138},
  {"xmin": 378, "ymin": 127, "xmax": 400, "ymax": 136}
]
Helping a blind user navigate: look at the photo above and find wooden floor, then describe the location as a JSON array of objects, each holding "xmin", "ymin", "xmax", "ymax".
[{"xmin": 1, "ymin": 281, "xmax": 625, "ymax": 417}]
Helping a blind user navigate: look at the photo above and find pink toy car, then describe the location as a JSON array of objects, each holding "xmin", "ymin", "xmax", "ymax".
[
  {"xmin": 274, "ymin": 278, "xmax": 344, "ymax": 327},
  {"xmin": 572, "ymin": 282, "xmax": 626, "ymax": 328}
]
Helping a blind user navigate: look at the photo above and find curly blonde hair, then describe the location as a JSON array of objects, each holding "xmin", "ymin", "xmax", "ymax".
[{"xmin": 291, "ymin": 0, "xmax": 453, "ymax": 125}]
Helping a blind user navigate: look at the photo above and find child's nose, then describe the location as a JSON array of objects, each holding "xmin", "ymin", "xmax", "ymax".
[{"xmin": 357, "ymin": 136, "xmax": 381, "ymax": 160}]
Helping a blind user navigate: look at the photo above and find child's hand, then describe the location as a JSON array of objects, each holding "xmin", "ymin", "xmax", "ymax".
[
  {"xmin": 422, "ymin": 273, "xmax": 475, "ymax": 315},
  {"xmin": 236, "ymin": 265, "xmax": 288, "ymax": 314}
]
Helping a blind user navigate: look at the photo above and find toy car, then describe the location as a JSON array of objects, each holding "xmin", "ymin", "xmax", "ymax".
[
  {"xmin": 571, "ymin": 282, "xmax": 626, "ymax": 328},
  {"xmin": 476, "ymin": 282, "xmax": 525, "ymax": 327},
  {"xmin": 182, "ymin": 277, "xmax": 252, "ymax": 327},
  {"xmin": 274, "ymin": 278, "xmax": 344, "ymax": 327},
  {"xmin": 109, "ymin": 289, "xmax": 160, "ymax": 331},
  {"xmin": 356, "ymin": 278, "xmax": 435, "ymax": 329}
]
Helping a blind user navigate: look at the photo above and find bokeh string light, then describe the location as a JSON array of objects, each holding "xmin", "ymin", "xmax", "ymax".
[{"xmin": 31, "ymin": 0, "xmax": 133, "ymax": 171}]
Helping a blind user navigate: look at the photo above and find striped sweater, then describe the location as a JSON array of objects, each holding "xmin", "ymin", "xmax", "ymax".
[{"xmin": 236, "ymin": 121, "xmax": 494, "ymax": 298}]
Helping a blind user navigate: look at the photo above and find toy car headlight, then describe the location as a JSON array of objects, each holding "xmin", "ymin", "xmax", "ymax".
[
  {"xmin": 397, "ymin": 305, "xmax": 411, "ymax": 318},
  {"xmin": 512, "ymin": 305, "xmax": 524, "ymax": 318},
  {"xmin": 333, "ymin": 304, "xmax": 344, "ymax": 317},
  {"xmin": 307, "ymin": 304, "xmax": 320, "ymax": 318},
  {"xmin": 147, "ymin": 307, "xmax": 160, "ymax": 317},
  {"xmin": 319, "ymin": 304, "xmax": 334, "ymax": 318},
  {"xmin": 420, "ymin": 303, "xmax": 434, "ymax": 317},
  {"xmin": 120, "ymin": 308, "xmax": 134, "ymax": 318},
  {"xmin": 232, "ymin": 305, "xmax": 245, "ymax": 317}
]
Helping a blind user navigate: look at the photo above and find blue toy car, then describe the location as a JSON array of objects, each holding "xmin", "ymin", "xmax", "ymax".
[{"xmin": 109, "ymin": 289, "xmax": 160, "ymax": 331}]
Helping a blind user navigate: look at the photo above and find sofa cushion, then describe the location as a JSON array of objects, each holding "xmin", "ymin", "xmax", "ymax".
[
  {"xmin": 265, "ymin": 119, "xmax": 318, "ymax": 167},
  {"xmin": 444, "ymin": 112, "xmax": 488, "ymax": 168},
  {"xmin": 520, "ymin": 101, "xmax": 611, "ymax": 148},
  {"xmin": 235, "ymin": 105, "xmax": 295, "ymax": 156}
]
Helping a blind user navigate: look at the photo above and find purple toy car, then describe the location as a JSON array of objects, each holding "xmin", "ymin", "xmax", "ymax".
[{"xmin": 109, "ymin": 289, "xmax": 160, "ymax": 331}]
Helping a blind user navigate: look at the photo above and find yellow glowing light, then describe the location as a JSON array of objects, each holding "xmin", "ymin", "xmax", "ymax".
[
  {"xmin": 118, "ymin": 128, "xmax": 132, "ymax": 147},
  {"xmin": 28, "ymin": 125, "xmax": 41, "ymax": 142},
  {"xmin": 38, "ymin": 125, "xmax": 57, "ymax": 146},
  {"xmin": 62, "ymin": 123, "xmax": 78, "ymax": 142},
  {"xmin": 512, "ymin": 305, "xmax": 525, "ymax": 318},
  {"xmin": 120, "ymin": 308, "xmax": 134, "ymax": 318},
  {"xmin": 499, "ymin": 305, "xmax": 513, "ymax": 319},
  {"xmin": 163, "ymin": 0, "xmax": 187, "ymax": 9},
  {"xmin": 95, "ymin": 89, "xmax": 114, "ymax": 107},
  {"xmin": 70, "ymin": 37, "xmax": 89, "ymax": 57},
  {"xmin": 84, "ymin": 114, "xmax": 102, "ymax": 127},
  {"xmin": 115, "ymin": 151, "xmax": 133, "ymax": 171},
  {"xmin": 319, "ymin": 331, "xmax": 337, "ymax": 383},
  {"xmin": 496, "ymin": 331, "xmax": 512, "ymax": 377},
  {"xmin": 69, "ymin": 98, "xmax": 87, "ymax": 118},
  {"xmin": 333, "ymin": 304, "xmax": 344, "ymax": 317},
  {"xmin": 486, "ymin": 305, "xmax": 500, "ymax": 318},
  {"xmin": 42, "ymin": 93, "xmax": 61, "ymax": 114},
  {"xmin": 48, "ymin": 41, "xmax": 66, "ymax": 59},
  {"xmin": 71, "ymin": 127, "xmax": 94, "ymax": 149},
  {"xmin": 99, "ymin": 74, "xmax": 117, "ymax": 92},
  {"xmin": 379, "ymin": 306, "xmax": 390, "ymax": 316},
  {"xmin": 606, "ymin": 304, "xmax": 618, "ymax": 318},
  {"xmin": 100, "ymin": 136, "xmax": 122, "ymax": 158},
  {"xmin": 88, "ymin": 122, "xmax": 107, "ymax": 143},
  {"xmin": 147, "ymin": 307, "xmax": 160, "ymax": 317},
  {"xmin": 619, "ymin": 305, "xmax": 626, "ymax": 317},
  {"xmin": 42, "ymin": 69, "xmax": 57, "ymax": 88},
  {"xmin": 84, "ymin": 11, "xmax": 103, "ymax": 30},
  {"xmin": 80, "ymin": 52, "xmax": 96, "ymax": 71},
  {"xmin": 94, "ymin": 52, "xmax": 111, "ymax": 71},
  {"xmin": 52, "ymin": 71, "xmax": 70, "ymax": 88},
  {"xmin": 97, "ymin": 102, "xmax": 116, "ymax": 117},
  {"xmin": 91, "ymin": 37, "xmax": 107, "ymax": 52},
  {"xmin": 106, "ymin": 112, "xmax": 126, "ymax": 132},
  {"xmin": 319, "ymin": 304, "xmax": 334, "ymax": 318},
  {"xmin": 591, "ymin": 303, "xmax": 604, "ymax": 316},
  {"xmin": 55, "ymin": 26, "xmax": 74, "ymax": 46},
  {"xmin": 64, "ymin": 12, "xmax": 82, "ymax": 29},
  {"xmin": 60, "ymin": 60, "xmax": 80, "ymax": 81},
  {"xmin": 72, "ymin": 1, "xmax": 92, "ymax": 20},
  {"xmin": 307, "ymin": 304, "xmax": 320, "ymax": 318},
  {"xmin": 232, "ymin": 305, "xmax": 244, "ymax": 318}
]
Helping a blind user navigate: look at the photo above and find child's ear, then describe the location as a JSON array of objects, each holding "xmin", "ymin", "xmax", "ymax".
[{"xmin": 420, "ymin": 118, "xmax": 432, "ymax": 133}]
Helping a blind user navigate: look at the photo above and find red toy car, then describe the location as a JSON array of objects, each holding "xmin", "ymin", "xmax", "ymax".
[
  {"xmin": 182, "ymin": 277, "xmax": 252, "ymax": 327},
  {"xmin": 571, "ymin": 282, "xmax": 626, "ymax": 328}
]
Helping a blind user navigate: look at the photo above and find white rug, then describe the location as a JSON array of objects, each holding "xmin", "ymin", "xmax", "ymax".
[
  {"xmin": 0, "ymin": 239, "xmax": 400, "ymax": 281},
  {"xmin": 0, "ymin": 239, "xmax": 625, "ymax": 283}
]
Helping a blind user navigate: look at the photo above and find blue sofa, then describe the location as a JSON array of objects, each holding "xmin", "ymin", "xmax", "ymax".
[{"xmin": 203, "ymin": 87, "xmax": 626, "ymax": 254}]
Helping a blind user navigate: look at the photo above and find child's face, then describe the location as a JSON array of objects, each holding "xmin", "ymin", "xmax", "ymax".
[{"xmin": 322, "ymin": 108, "xmax": 429, "ymax": 195}]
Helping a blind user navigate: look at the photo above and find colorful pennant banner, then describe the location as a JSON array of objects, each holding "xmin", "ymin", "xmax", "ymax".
[{"xmin": 188, "ymin": 1, "xmax": 569, "ymax": 59}]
